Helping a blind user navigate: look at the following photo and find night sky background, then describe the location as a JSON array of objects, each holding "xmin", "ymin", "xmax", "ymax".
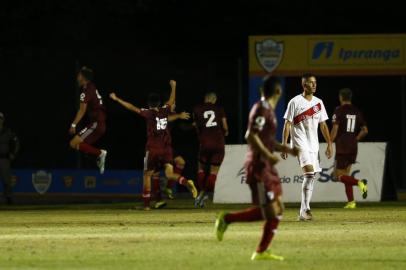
[{"xmin": 1, "ymin": 1, "xmax": 404, "ymax": 191}]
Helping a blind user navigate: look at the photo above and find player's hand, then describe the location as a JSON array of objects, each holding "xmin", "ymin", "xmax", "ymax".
[
  {"xmin": 109, "ymin": 92, "xmax": 118, "ymax": 101},
  {"xmin": 325, "ymin": 144, "xmax": 333, "ymax": 159},
  {"xmin": 69, "ymin": 127, "xmax": 76, "ymax": 135},
  {"xmin": 169, "ymin": 80, "xmax": 176, "ymax": 88},
  {"xmin": 179, "ymin": 111, "xmax": 190, "ymax": 120},
  {"xmin": 268, "ymin": 154, "xmax": 279, "ymax": 165}
]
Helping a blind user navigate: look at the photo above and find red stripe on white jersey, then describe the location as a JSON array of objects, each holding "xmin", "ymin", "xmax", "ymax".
[{"xmin": 293, "ymin": 103, "xmax": 322, "ymax": 125}]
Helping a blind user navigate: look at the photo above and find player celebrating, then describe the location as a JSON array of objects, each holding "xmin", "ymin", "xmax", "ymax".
[
  {"xmin": 69, "ymin": 67, "xmax": 107, "ymax": 174},
  {"xmin": 281, "ymin": 73, "xmax": 332, "ymax": 221},
  {"xmin": 109, "ymin": 80, "xmax": 197, "ymax": 210},
  {"xmin": 193, "ymin": 92, "xmax": 229, "ymax": 208},
  {"xmin": 330, "ymin": 88, "xmax": 368, "ymax": 209},
  {"xmin": 215, "ymin": 77, "xmax": 298, "ymax": 261}
]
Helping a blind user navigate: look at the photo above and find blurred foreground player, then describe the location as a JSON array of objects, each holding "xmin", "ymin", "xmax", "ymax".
[
  {"xmin": 193, "ymin": 92, "xmax": 228, "ymax": 208},
  {"xmin": 215, "ymin": 77, "xmax": 298, "ymax": 261},
  {"xmin": 110, "ymin": 80, "xmax": 197, "ymax": 210},
  {"xmin": 330, "ymin": 88, "xmax": 368, "ymax": 209},
  {"xmin": 69, "ymin": 67, "xmax": 107, "ymax": 174},
  {"xmin": 0, "ymin": 113, "xmax": 20, "ymax": 204}
]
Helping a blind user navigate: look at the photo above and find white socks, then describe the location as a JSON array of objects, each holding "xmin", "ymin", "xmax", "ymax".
[{"xmin": 300, "ymin": 172, "xmax": 315, "ymax": 214}]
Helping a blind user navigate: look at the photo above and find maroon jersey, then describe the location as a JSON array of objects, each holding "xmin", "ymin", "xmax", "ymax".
[
  {"xmin": 332, "ymin": 104, "xmax": 366, "ymax": 154},
  {"xmin": 80, "ymin": 82, "xmax": 106, "ymax": 123},
  {"xmin": 140, "ymin": 105, "xmax": 172, "ymax": 150},
  {"xmin": 193, "ymin": 103, "xmax": 226, "ymax": 149},
  {"xmin": 245, "ymin": 100, "xmax": 278, "ymax": 183}
]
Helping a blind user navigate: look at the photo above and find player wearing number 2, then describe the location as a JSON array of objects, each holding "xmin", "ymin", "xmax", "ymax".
[
  {"xmin": 110, "ymin": 80, "xmax": 197, "ymax": 210},
  {"xmin": 69, "ymin": 67, "xmax": 107, "ymax": 174},
  {"xmin": 193, "ymin": 92, "xmax": 229, "ymax": 208},
  {"xmin": 330, "ymin": 88, "xmax": 368, "ymax": 209}
]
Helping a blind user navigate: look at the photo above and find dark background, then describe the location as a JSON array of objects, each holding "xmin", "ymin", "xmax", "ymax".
[{"xmin": 1, "ymin": 1, "xmax": 404, "ymax": 191}]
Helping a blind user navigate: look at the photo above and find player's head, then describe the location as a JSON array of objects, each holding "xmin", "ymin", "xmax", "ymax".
[
  {"xmin": 148, "ymin": 93, "xmax": 161, "ymax": 108},
  {"xmin": 77, "ymin": 66, "xmax": 94, "ymax": 87},
  {"xmin": 261, "ymin": 76, "xmax": 282, "ymax": 99},
  {"xmin": 301, "ymin": 73, "xmax": 317, "ymax": 94},
  {"xmin": 339, "ymin": 88, "xmax": 353, "ymax": 104},
  {"xmin": 204, "ymin": 92, "xmax": 217, "ymax": 104}
]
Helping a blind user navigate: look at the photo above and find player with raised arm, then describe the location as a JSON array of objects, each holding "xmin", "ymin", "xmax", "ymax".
[
  {"xmin": 69, "ymin": 67, "xmax": 107, "ymax": 174},
  {"xmin": 110, "ymin": 80, "xmax": 197, "ymax": 210},
  {"xmin": 193, "ymin": 92, "xmax": 229, "ymax": 208},
  {"xmin": 330, "ymin": 88, "xmax": 368, "ymax": 209},
  {"xmin": 281, "ymin": 73, "xmax": 332, "ymax": 221},
  {"xmin": 215, "ymin": 77, "xmax": 298, "ymax": 261}
]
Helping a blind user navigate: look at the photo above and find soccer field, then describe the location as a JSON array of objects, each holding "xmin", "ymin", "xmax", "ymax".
[{"xmin": 0, "ymin": 202, "xmax": 405, "ymax": 270}]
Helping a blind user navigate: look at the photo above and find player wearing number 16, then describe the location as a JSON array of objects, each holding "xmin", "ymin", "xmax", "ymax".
[
  {"xmin": 109, "ymin": 80, "xmax": 197, "ymax": 210},
  {"xmin": 193, "ymin": 92, "xmax": 229, "ymax": 207}
]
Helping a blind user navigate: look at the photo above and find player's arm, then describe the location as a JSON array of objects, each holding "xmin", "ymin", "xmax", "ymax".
[
  {"xmin": 109, "ymin": 92, "xmax": 141, "ymax": 114},
  {"xmin": 356, "ymin": 125, "xmax": 368, "ymax": 141},
  {"xmin": 281, "ymin": 120, "xmax": 292, "ymax": 159},
  {"xmin": 330, "ymin": 123, "xmax": 339, "ymax": 142},
  {"xmin": 166, "ymin": 80, "xmax": 176, "ymax": 106},
  {"xmin": 273, "ymin": 140, "xmax": 299, "ymax": 156},
  {"xmin": 168, "ymin": 112, "xmax": 190, "ymax": 121},
  {"xmin": 245, "ymin": 130, "xmax": 279, "ymax": 165},
  {"xmin": 69, "ymin": 102, "xmax": 87, "ymax": 134},
  {"xmin": 222, "ymin": 117, "xmax": 229, "ymax": 136},
  {"xmin": 320, "ymin": 121, "xmax": 333, "ymax": 159}
]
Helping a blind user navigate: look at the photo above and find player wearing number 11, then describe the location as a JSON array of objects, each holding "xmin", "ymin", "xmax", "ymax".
[{"xmin": 330, "ymin": 88, "xmax": 368, "ymax": 209}]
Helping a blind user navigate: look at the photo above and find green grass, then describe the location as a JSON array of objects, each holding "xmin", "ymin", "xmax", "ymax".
[{"xmin": 0, "ymin": 201, "xmax": 406, "ymax": 270}]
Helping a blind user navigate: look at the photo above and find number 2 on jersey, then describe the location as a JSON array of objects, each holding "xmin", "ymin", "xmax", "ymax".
[
  {"xmin": 346, "ymin": 114, "xmax": 356, "ymax": 132},
  {"xmin": 204, "ymin": 110, "xmax": 217, "ymax": 127}
]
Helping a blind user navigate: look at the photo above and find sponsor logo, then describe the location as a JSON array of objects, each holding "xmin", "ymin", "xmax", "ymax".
[
  {"xmin": 63, "ymin": 176, "xmax": 74, "ymax": 188},
  {"xmin": 103, "ymin": 179, "xmax": 121, "ymax": 186},
  {"xmin": 256, "ymin": 38, "xmax": 284, "ymax": 73},
  {"xmin": 32, "ymin": 170, "xmax": 52, "ymax": 194},
  {"xmin": 84, "ymin": 176, "xmax": 96, "ymax": 189},
  {"xmin": 312, "ymin": 41, "xmax": 334, "ymax": 59},
  {"xmin": 237, "ymin": 167, "xmax": 247, "ymax": 184}
]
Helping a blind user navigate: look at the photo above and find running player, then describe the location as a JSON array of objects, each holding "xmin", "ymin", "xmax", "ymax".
[
  {"xmin": 215, "ymin": 77, "xmax": 298, "ymax": 261},
  {"xmin": 330, "ymin": 88, "xmax": 368, "ymax": 209},
  {"xmin": 69, "ymin": 67, "xmax": 107, "ymax": 174},
  {"xmin": 109, "ymin": 80, "xmax": 197, "ymax": 210},
  {"xmin": 193, "ymin": 92, "xmax": 229, "ymax": 208},
  {"xmin": 281, "ymin": 73, "xmax": 332, "ymax": 221}
]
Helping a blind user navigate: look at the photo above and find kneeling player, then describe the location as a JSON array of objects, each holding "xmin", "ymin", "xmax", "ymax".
[
  {"xmin": 215, "ymin": 77, "xmax": 298, "ymax": 261},
  {"xmin": 330, "ymin": 88, "xmax": 368, "ymax": 208}
]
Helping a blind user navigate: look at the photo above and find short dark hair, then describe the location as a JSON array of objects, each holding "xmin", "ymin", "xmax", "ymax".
[
  {"xmin": 79, "ymin": 66, "xmax": 94, "ymax": 82},
  {"xmin": 148, "ymin": 93, "xmax": 161, "ymax": 107},
  {"xmin": 301, "ymin": 73, "xmax": 316, "ymax": 81},
  {"xmin": 339, "ymin": 88, "xmax": 353, "ymax": 101},
  {"xmin": 262, "ymin": 76, "xmax": 282, "ymax": 98}
]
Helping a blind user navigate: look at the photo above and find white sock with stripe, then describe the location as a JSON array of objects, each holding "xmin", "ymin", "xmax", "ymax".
[{"xmin": 301, "ymin": 172, "xmax": 315, "ymax": 214}]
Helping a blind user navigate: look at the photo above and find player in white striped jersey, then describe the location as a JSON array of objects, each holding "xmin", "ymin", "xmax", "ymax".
[{"xmin": 281, "ymin": 73, "xmax": 333, "ymax": 221}]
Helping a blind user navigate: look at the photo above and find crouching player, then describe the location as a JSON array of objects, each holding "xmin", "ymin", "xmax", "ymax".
[{"xmin": 215, "ymin": 77, "xmax": 298, "ymax": 261}]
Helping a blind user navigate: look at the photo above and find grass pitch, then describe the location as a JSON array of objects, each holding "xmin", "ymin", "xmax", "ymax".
[{"xmin": 0, "ymin": 202, "xmax": 405, "ymax": 270}]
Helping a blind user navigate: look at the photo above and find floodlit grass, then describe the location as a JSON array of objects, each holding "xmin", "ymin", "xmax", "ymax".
[{"xmin": 0, "ymin": 202, "xmax": 405, "ymax": 269}]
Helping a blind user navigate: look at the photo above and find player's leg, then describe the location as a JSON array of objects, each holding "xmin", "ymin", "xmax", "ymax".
[
  {"xmin": 163, "ymin": 156, "xmax": 185, "ymax": 199},
  {"xmin": 164, "ymin": 163, "xmax": 197, "ymax": 199},
  {"xmin": 70, "ymin": 123, "xmax": 107, "ymax": 174},
  {"xmin": 196, "ymin": 164, "xmax": 220, "ymax": 208},
  {"xmin": 0, "ymin": 159, "xmax": 13, "ymax": 204},
  {"xmin": 197, "ymin": 148, "xmax": 208, "ymax": 191},
  {"xmin": 142, "ymin": 169, "xmax": 153, "ymax": 210},
  {"xmin": 300, "ymin": 163, "xmax": 315, "ymax": 221},
  {"xmin": 152, "ymin": 171, "xmax": 167, "ymax": 209}
]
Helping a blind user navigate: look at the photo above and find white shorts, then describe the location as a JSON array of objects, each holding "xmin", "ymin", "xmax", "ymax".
[{"xmin": 298, "ymin": 151, "xmax": 321, "ymax": 172}]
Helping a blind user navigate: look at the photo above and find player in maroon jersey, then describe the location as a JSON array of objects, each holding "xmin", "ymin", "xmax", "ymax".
[
  {"xmin": 330, "ymin": 88, "xmax": 368, "ymax": 209},
  {"xmin": 109, "ymin": 80, "xmax": 197, "ymax": 210},
  {"xmin": 69, "ymin": 67, "xmax": 107, "ymax": 174},
  {"xmin": 193, "ymin": 92, "xmax": 229, "ymax": 207},
  {"xmin": 215, "ymin": 77, "xmax": 298, "ymax": 261}
]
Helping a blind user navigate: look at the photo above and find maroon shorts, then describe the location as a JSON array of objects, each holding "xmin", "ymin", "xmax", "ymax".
[
  {"xmin": 144, "ymin": 147, "xmax": 173, "ymax": 172},
  {"xmin": 246, "ymin": 163, "xmax": 281, "ymax": 205},
  {"xmin": 335, "ymin": 153, "xmax": 357, "ymax": 170},
  {"xmin": 199, "ymin": 145, "xmax": 225, "ymax": 166},
  {"xmin": 79, "ymin": 121, "xmax": 106, "ymax": 144}
]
